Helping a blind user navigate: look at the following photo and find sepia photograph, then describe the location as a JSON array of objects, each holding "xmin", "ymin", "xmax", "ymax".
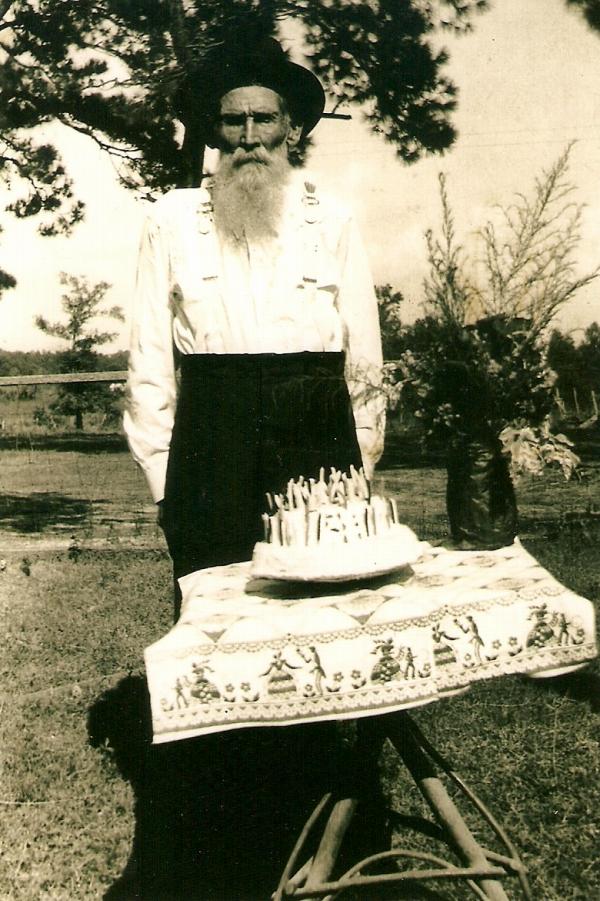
[{"xmin": 1, "ymin": 1, "xmax": 599, "ymax": 898}]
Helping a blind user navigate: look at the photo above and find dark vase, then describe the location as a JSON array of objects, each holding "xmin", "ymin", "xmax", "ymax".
[{"xmin": 446, "ymin": 438, "xmax": 518, "ymax": 549}]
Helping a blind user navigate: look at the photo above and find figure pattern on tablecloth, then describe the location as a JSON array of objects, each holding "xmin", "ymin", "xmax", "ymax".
[{"xmin": 145, "ymin": 541, "xmax": 597, "ymax": 742}]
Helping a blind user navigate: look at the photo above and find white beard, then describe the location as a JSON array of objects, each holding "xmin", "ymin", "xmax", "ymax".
[{"xmin": 212, "ymin": 147, "xmax": 291, "ymax": 247}]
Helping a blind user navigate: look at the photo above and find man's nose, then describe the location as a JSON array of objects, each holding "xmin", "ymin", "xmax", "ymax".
[{"xmin": 241, "ymin": 115, "xmax": 258, "ymax": 147}]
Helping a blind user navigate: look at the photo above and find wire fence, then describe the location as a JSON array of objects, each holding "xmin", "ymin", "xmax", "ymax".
[
  {"xmin": 1, "ymin": 370, "xmax": 598, "ymax": 552},
  {"xmin": 0, "ymin": 370, "xmax": 162, "ymax": 549},
  {"xmin": 0, "ymin": 370, "xmax": 127, "ymax": 387},
  {"xmin": 0, "ymin": 371, "xmax": 127, "ymax": 430}
]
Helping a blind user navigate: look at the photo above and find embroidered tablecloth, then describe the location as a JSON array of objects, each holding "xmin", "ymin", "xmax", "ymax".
[{"xmin": 144, "ymin": 540, "xmax": 597, "ymax": 744}]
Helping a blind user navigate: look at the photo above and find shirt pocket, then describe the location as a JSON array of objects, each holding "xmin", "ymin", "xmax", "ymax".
[{"xmin": 301, "ymin": 241, "xmax": 344, "ymax": 350}]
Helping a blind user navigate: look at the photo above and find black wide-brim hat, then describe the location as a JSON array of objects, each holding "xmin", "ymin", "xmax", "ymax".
[{"xmin": 174, "ymin": 33, "xmax": 326, "ymax": 139}]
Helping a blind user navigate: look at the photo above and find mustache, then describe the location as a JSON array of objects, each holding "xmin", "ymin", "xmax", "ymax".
[{"xmin": 231, "ymin": 147, "xmax": 273, "ymax": 167}]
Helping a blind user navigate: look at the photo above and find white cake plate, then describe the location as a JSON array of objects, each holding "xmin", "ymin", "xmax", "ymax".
[{"xmin": 251, "ymin": 535, "xmax": 427, "ymax": 584}]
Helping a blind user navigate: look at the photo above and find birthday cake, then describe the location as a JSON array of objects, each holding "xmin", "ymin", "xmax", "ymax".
[{"xmin": 250, "ymin": 466, "xmax": 424, "ymax": 582}]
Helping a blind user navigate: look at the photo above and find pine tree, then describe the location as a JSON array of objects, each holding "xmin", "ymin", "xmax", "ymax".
[
  {"xmin": 35, "ymin": 273, "xmax": 124, "ymax": 430},
  {"xmin": 0, "ymin": 0, "xmax": 489, "ymax": 292}
]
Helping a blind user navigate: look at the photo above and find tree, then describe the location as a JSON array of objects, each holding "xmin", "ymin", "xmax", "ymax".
[
  {"xmin": 384, "ymin": 148, "xmax": 597, "ymax": 486},
  {"xmin": 35, "ymin": 272, "xmax": 124, "ymax": 430},
  {"xmin": 577, "ymin": 321, "xmax": 600, "ymax": 411},
  {"xmin": 567, "ymin": 0, "xmax": 600, "ymax": 31},
  {"xmin": 376, "ymin": 283, "xmax": 406, "ymax": 359},
  {"xmin": 547, "ymin": 328, "xmax": 582, "ymax": 412},
  {"xmin": 579, "ymin": 322, "xmax": 600, "ymax": 379},
  {"xmin": 0, "ymin": 0, "xmax": 489, "ymax": 293},
  {"xmin": 546, "ymin": 323, "xmax": 600, "ymax": 419},
  {"xmin": 423, "ymin": 145, "xmax": 600, "ymax": 336}
]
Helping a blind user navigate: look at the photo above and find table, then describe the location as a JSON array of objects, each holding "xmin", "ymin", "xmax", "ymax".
[
  {"xmin": 143, "ymin": 539, "xmax": 597, "ymax": 898},
  {"xmin": 145, "ymin": 539, "xmax": 596, "ymax": 744}
]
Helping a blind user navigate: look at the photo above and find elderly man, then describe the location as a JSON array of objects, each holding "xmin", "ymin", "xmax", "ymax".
[{"xmin": 124, "ymin": 36, "xmax": 385, "ymax": 606}]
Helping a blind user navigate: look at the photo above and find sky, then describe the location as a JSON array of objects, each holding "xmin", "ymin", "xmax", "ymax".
[{"xmin": 1, "ymin": 0, "xmax": 600, "ymax": 353}]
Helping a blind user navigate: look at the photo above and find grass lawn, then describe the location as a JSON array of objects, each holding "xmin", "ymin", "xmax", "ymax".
[{"xmin": 0, "ymin": 433, "xmax": 599, "ymax": 899}]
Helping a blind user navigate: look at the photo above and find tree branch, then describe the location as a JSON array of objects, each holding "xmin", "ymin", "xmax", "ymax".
[
  {"xmin": 0, "ymin": 0, "xmax": 16, "ymax": 28},
  {"xmin": 167, "ymin": 0, "xmax": 192, "ymax": 69},
  {"xmin": 55, "ymin": 115, "xmax": 139, "ymax": 157},
  {"xmin": 0, "ymin": 153, "xmax": 41, "ymax": 192}
]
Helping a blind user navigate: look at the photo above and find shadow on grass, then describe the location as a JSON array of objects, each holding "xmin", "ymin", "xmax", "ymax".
[
  {"xmin": 87, "ymin": 676, "xmax": 390, "ymax": 901},
  {"xmin": 527, "ymin": 668, "xmax": 600, "ymax": 714},
  {"xmin": 0, "ymin": 492, "xmax": 91, "ymax": 532},
  {"xmin": 378, "ymin": 430, "xmax": 445, "ymax": 471},
  {"xmin": 0, "ymin": 432, "xmax": 127, "ymax": 453}
]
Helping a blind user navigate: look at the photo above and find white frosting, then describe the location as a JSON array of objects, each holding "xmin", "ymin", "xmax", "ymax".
[{"xmin": 251, "ymin": 523, "xmax": 424, "ymax": 582}]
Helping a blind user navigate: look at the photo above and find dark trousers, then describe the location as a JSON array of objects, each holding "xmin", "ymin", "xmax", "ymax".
[{"xmin": 162, "ymin": 352, "xmax": 362, "ymax": 597}]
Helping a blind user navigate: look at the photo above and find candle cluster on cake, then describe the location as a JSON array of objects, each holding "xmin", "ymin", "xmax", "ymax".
[{"xmin": 251, "ymin": 466, "xmax": 424, "ymax": 582}]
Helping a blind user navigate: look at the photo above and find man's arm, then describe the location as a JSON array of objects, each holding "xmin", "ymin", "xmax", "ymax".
[
  {"xmin": 123, "ymin": 208, "xmax": 177, "ymax": 504},
  {"xmin": 337, "ymin": 216, "xmax": 386, "ymax": 480}
]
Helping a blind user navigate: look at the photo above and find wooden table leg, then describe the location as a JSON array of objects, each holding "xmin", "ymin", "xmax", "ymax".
[
  {"xmin": 302, "ymin": 797, "xmax": 358, "ymax": 896},
  {"xmin": 385, "ymin": 713, "xmax": 510, "ymax": 901}
]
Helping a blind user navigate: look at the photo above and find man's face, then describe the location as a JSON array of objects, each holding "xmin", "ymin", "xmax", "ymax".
[
  {"xmin": 211, "ymin": 85, "xmax": 301, "ymax": 244},
  {"xmin": 215, "ymin": 86, "xmax": 301, "ymax": 161}
]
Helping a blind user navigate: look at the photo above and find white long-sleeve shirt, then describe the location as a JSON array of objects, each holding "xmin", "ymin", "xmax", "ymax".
[{"xmin": 124, "ymin": 171, "xmax": 385, "ymax": 503}]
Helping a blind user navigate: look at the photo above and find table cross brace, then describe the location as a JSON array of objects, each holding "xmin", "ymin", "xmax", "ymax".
[{"xmin": 274, "ymin": 712, "xmax": 532, "ymax": 901}]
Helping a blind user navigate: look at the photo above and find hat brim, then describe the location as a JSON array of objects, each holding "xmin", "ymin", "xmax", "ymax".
[{"xmin": 174, "ymin": 38, "xmax": 326, "ymax": 139}]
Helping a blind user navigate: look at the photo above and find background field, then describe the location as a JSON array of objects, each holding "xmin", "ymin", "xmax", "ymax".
[{"xmin": 1, "ymin": 428, "xmax": 599, "ymax": 899}]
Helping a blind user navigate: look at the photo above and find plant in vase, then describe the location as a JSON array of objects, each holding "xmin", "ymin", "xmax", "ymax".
[{"xmin": 391, "ymin": 146, "xmax": 596, "ymax": 548}]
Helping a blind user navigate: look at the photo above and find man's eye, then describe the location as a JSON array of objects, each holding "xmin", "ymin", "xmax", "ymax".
[
  {"xmin": 219, "ymin": 113, "xmax": 279, "ymax": 126},
  {"xmin": 220, "ymin": 115, "xmax": 245, "ymax": 127}
]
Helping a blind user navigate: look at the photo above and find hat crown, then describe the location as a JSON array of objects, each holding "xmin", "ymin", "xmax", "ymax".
[{"xmin": 216, "ymin": 35, "xmax": 292, "ymax": 92}]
